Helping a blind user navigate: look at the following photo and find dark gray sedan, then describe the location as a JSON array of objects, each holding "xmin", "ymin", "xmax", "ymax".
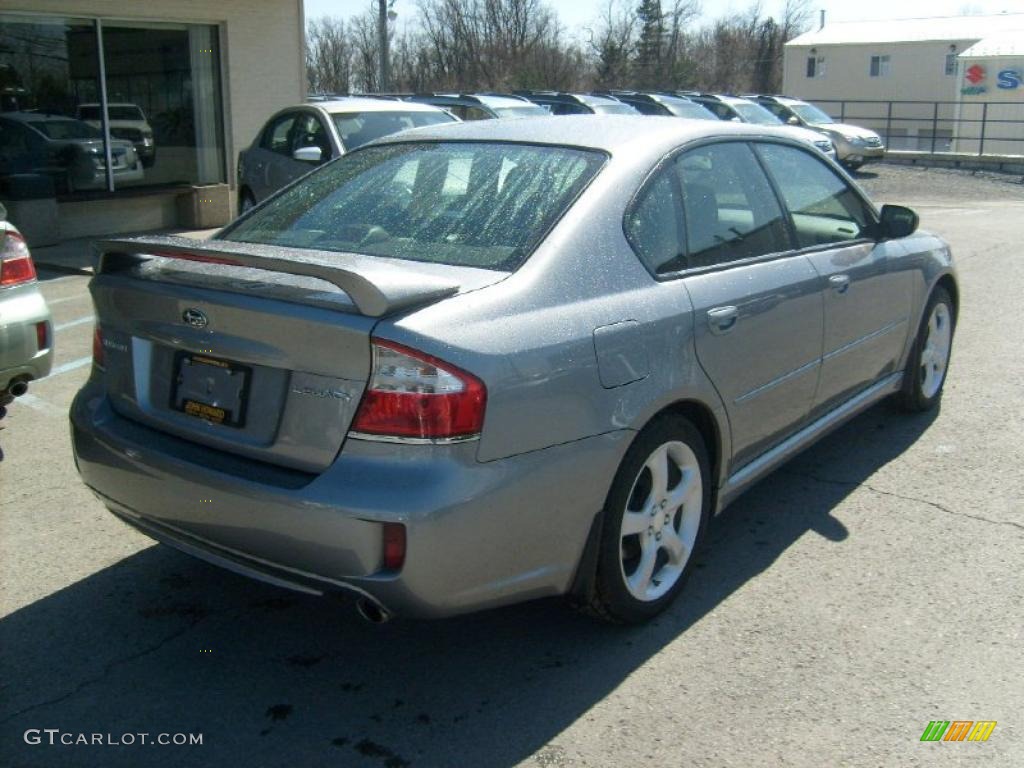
[{"xmin": 72, "ymin": 117, "xmax": 956, "ymax": 624}]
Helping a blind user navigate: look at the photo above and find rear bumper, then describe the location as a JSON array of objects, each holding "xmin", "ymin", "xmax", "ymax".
[
  {"xmin": 0, "ymin": 286, "xmax": 53, "ymax": 391},
  {"xmin": 70, "ymin": 381, "xmax": 632, "ymax": 618}
]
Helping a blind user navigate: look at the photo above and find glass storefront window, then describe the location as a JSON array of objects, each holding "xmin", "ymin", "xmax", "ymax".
[
  {"xmin": 0, "ymin": 13, "xmax": 225, "ymax": 202},
  {"xmin": 0, "ymin": 16, "xmax": 103, "ymax": 198}
]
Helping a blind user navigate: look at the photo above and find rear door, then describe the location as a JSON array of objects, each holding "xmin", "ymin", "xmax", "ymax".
[
  {"xmin": 671, "ymin": 141, "xmax": 823, "ymax": 470},
  {"xmin": 754, "ymin": 142, "xmax": 912, "ymax": 418}
]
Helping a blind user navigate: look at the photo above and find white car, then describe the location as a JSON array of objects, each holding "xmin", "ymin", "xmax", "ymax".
[{"xmin": 77, "ymin": 103, "xmax": 156, "ymax": 168}]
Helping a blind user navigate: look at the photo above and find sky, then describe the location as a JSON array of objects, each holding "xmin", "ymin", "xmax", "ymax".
[{"xmin": 303, "ymin": 0, "xmax": 1024, "ymax": 36}]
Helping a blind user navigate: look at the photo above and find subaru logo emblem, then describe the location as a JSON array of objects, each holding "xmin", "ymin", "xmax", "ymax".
[{"xmin": 182, "ymin": 308, "xmax": 208, "ymax": 328}]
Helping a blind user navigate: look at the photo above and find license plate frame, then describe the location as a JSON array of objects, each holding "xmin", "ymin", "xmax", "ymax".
[{"xmin": 171, "ymin": 351, "xmax": 252, "ymax": 428}]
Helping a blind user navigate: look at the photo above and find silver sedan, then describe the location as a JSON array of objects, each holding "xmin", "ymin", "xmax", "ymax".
[{"xmin": 71, "ymin": 117, "xmax": 956, "ymax": 624}]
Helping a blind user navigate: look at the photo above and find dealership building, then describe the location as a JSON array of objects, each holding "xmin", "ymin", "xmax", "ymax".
[
  {"xmin": 782, "ymin": 13, "xmax": 1024, "ymax": 156},
  {"xmin": 0, "ymin": 1, "xmax": 306, "ymax": 245}
]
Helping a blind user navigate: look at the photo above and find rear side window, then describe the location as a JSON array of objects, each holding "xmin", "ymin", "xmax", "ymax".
[
  {"xmin": 626, "ymin": 169, "xmax": 684, "ymax": 273},
  {"xmin": 756, "ymin": 143, "xmax": 873, "ymax": 248},
  {"xmin": 674, "ymin": 142, "xmax": 790, "ymax": 268},
  {"xmin": 223, "ymin": 142, "xmax": 605, "ymax": 271}
]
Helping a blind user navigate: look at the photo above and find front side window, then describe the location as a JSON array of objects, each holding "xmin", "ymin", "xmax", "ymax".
[
  {"xmin": 674, "ymin": 142, "xmax": 790, "ymax": 268},
  {"xmin": 262, "ymin": 113, "xmax": 297, "ymax": 155},
  {"xmin": 223, "ymin": 142, "xmax": 605, "ymax": 271},
  {"xmin": 870, "ymin": 55, "xmax": 891, "ymax": 78},
  {"xmin": 625, "ymin": 169, "xmax": 683, "ymax": 273},
  {"xmin": 292, "ymin": 113, "xmax": 332, "ymax": 160},
  {"xmin": 755, "ymin": 142, "xmax": 873, "ymax": 248}
]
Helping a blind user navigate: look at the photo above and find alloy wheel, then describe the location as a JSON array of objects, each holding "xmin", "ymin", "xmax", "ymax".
[{"xmin": 619, "ymin": 440, "xmax": 703, "ymax": 602}]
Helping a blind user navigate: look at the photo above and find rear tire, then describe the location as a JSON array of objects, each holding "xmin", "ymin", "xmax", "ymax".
[
  {"xmin": 583, "ymin": 416, "xmax": 711, "ymax": 624},
  {"xmin": 896, "ymin": 286, "xmax": 955, "ymax": 412}
]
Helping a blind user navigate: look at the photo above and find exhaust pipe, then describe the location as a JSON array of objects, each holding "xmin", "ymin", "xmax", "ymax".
[
  {"xmin": 355, "ymin": 597, "xmax": 392, "ymax": 624},
  {"xmin": 9, "ymin": 379, "xmax": 29, "ymax": 398}
]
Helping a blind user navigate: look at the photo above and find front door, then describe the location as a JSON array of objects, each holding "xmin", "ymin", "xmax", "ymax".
[{"xmin": 754, "ymin": 142, "xmax": 913, "ymax": 418}]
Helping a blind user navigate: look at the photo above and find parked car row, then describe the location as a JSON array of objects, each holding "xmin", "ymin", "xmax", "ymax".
[
  {"xmin": 241, "ymin": 89, "xmax": 884, "ymax": 210},
  {"xmin": 77, "ymin": 113, "xmax": 952, "ymax": 625}
]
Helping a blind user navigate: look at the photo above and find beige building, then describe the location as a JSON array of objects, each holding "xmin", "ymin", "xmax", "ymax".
[
  {"xmin": 0, "ymin": 1, "xmax": 306, "ymax": 244},
  {"xmin": 783, "ymin": 13, "xmax": 1024, "ymax": 154}
]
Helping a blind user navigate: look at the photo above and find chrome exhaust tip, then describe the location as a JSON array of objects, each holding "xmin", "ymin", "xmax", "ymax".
[
  {"xmin": 355, "ymin": 597, "xmax": 392, "ymax": 624},
  {"xmin": 8, "ymin": 378, "xmax": 29, "ymax": 398}
]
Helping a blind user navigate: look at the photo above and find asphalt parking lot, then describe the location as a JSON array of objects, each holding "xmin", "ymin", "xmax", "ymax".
[{"xmin": 1, "ymin": 163, "xmax": 1022, "ymax": 767}]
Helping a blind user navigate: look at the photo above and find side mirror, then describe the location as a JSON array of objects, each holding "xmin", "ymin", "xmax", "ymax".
[
  {"xmin": 292, "ymin": 145, "xmax": 322, "ymax": 164},
  {"xmin": 876, "ymin": 204, "xmax": 919, "ymax": 240},
  {"xmin": 786, "ymin": 115, "xmax": 800, "ymax": 126}
]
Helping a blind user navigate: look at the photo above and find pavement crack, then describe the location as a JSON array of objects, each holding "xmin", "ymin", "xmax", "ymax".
[
  {"xmin": 0, "ymin": 617, "xmax": 205, "ymax": 725},
  {"xmin": 783, "ymin": 469, "xmax": 1024, "ymax": 533}
]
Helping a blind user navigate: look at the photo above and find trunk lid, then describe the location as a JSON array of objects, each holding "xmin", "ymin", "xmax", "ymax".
[{"xmin": 91, "ymin": 235, "xmax": 503, "ymax": 473}]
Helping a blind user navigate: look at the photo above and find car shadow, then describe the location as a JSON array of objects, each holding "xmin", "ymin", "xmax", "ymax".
[
  {"xmin": 0, "ymin": 400, "xmax": 937, "ymax": 768},
  {"xmin": 850, "ymin": 169, "xmax": 880, "ymax": 180}
]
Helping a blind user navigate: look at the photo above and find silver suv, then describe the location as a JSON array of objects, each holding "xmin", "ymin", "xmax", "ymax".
[
  {"xmin": 753, "ymin": 95, "xmax": 885, "ymax": 170},
  {"xmin": 72, "ymin": 117, "xmax": 956, "ymax": 624}
]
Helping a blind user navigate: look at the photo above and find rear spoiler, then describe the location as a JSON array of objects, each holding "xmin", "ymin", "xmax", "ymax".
[{"xmin": 94, "ymin": 235, "xmax": 460, "ymax": 317}]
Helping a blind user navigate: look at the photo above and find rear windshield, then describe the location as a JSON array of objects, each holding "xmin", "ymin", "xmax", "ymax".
[
  {"xmin": 591, "ymin": 103, "xmax": 638, "ymax": 115},
  {"xmin": 790, "ymin": 103, "xmax": 834, "ymax": 124},
  {"xmin": 222, "ymin": 142, "xmax": 606, "ymax": 271},
  {"xmin": 492, "ymin": 105, "xmax": 549, "ymax": 119},
  {"xmin": 663, "ymin": 100, "xmax": 718, "ymax": 120},
  {"xmin": 331, "ymin": 111, "xmax": 455, "ymax": 151},
  {"xmin": 731, "ymin": 103, "xmax": 783, "ymax": 125}
]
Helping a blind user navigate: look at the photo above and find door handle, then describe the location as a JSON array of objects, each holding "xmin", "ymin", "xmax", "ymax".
[
  {"xmin": 829, "ymin": 274, "xmax": 851, "ymax": 294},
  {"xmin": 708, "ymin": 306, "xmax": 739, "ymax": 335}
]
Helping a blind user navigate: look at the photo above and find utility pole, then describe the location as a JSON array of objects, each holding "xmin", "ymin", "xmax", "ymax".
[{"xmin": 377, "ymin": 0, "xmax": 390, "ymax": 92}]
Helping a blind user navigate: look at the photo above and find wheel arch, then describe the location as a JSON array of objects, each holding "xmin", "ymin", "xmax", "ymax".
[
  {"xmin": 568, "ymin": 395, "xmax": 728, "ymax": 606},
  {"xmin": 934, "ymin": 273, "xmax": 959, "ymax": 322}
]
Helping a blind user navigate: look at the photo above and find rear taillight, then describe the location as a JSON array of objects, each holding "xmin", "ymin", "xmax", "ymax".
[
  {"xmin": 0, "ymin": 230, "xmax": 37, "ymax": 287},
  {"xmin": 92, "ymin": 327, "xmax": 106, "ymax": 371},
  {"xmin": 351, "ymin": 339, "xmax": 486, "ymax": 441}
]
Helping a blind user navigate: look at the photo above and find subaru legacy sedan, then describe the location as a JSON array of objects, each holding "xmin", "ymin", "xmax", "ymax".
[{"xmin": 71, "ymin": 117, "xmax": 956, "ymax": 624}]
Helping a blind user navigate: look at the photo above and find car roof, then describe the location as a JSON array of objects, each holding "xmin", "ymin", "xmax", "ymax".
[
  {"xmin": 313, "ymin": 97, "xmax": 451, "ymax": 115},
  {"xmin": 370, "ymin": 114, "xmax": 805, "ymax": 158},
  {"xmin": 0, "ymin": 111, "xmax": 77, "ymax": 123}
]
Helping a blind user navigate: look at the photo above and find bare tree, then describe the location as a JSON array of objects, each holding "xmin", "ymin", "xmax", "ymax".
[
  {"xmin": 586, "ymin": 1, "xmax": 637, "ymax": 88},
  {"xmin": 306, "ymin": 17, "xmax": 353, "ymax": 94}
]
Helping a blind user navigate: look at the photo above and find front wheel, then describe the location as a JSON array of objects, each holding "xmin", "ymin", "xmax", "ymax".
[
  {"xmin": 585, "ymin": 416, "xmax": 711, "ymax": 624},
  {"xmin": 896, "ymin": 286, "xmax": 955, "ymax": 412}
]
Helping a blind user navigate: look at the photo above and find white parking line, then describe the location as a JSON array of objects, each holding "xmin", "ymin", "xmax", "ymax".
[
  {"xmin": 44, "ymin": 357, "xmax": 92, "ymax": 379},
  {"xmin": 14, "ymin": 393, "xmax": 58, "ymax": 413},
  {"xmin": 45, "ymin": 295, "xmax": 92, "ymax": 306},
  {"xmin": 54, "ymin": 316, "xmax": 95, "ymax": 332}
]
